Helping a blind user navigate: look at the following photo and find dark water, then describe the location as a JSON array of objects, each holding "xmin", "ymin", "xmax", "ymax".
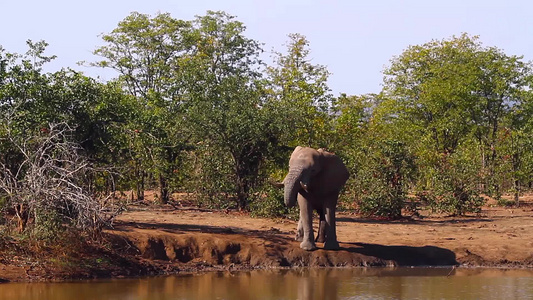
[{"xmin": 2, "ymin": 268, "xmax": 533, "ymax": 300}]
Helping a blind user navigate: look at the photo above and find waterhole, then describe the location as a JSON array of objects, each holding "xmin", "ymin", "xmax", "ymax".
[{"xmin": 1, "ymin": 267, "xmax": 533, "ymax": 300}]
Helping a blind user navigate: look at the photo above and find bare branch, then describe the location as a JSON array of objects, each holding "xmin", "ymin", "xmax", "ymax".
[{"xmin": 0, "ymin": 117, "xmax": 123, "ymax": 235}]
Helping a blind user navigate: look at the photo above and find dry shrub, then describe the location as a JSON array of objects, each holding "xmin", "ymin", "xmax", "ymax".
[{"xmin": 0, "ymin": 122, "xmax": 122, "ymax": 240}]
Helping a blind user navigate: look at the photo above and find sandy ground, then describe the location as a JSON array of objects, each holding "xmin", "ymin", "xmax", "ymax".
[
  {"xmin": 1, "ymin": 194, "xmax": 532, "ymax": 282},
  {"xmin": 111, "ymin": 194, "xmax": 533, "ymax": 270}
]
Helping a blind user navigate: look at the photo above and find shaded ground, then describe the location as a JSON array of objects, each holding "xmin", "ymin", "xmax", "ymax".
[{"xmin": 1, "ymin": 194, "xmax": 532, "ymax": 282}]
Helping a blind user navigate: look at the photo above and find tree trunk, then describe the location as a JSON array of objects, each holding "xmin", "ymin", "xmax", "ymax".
[
  {"xmin": 479, "ymin": 139, "xmax": 486, "ymax": 192},
  {"xmin": 15, "ymin": 204, "xmax": 27, "ymax": 233},
  {"xmin": 514, "ymin": 180, "xmax": 520, "ymax": 207},
  {"xmin": 159, "ymin": 174, "xmax": 169, "ymax": 204},
  {"xmin": 136, "ymin": 170, "xmax": 145, "ymax": 201},
  {"xmin": 234, "ymin": 168, "xmax": 249, "ymax": 211},
  {"xmin": 512, "ymin": 152, "xmax": 520, "ymax": 207}
]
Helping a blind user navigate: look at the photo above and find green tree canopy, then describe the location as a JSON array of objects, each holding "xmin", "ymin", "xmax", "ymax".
[
  {"xmin": 380, "ymin": 33, "xmax": 533, "ymax": 212},
  {"xmin": 266, "ymin": 33, "xmax": 333, "ymax": 147},
  {"xmin": 93, "ymin": 12, "xmax": 194, "ymax": 202}
]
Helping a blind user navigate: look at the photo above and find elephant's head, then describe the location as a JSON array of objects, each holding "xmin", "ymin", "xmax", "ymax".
[{"xmin": 282, "ymin": 146, "xmax": 323, "ymax": 208}]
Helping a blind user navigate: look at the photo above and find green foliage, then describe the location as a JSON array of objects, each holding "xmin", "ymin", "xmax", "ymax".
[
  {"xmin": 93, "ymin": 11, "xmax": 288, "ymax": 209},
  {"xmin": 29, "ymin": 208, "xmax": 64, "ymax": 242},
  {"xmin": 0, "ymin": 43, "xmax": 128, "ymax": 242},
  {"xmin": 419, "ymin": 149, "xmax": 486, "ymax": 215},
  {"xmin": 188, "ymin": 146, "xmax": 236, "ymax": 209},
  {"xmin": 330, "ymin": 94, "xmax": 374, "ymax": 207},
  {"xmin": 93, "ymin": 11, "xmax": 193, "ymax": 203},
  {"xmin": 355, "ymin": 140, "xmax": 416, "ymax": 219},
  {"xmin": 383, "ymin": 34, "xmax": 481, "ymax": 155},
  {"xmin": 266, "ymin": 33, "xmax": 334, "ymax": 148},
  {"xmin": 3, "ymin": 13, "xmax": 533, "ymax": 228},
  {"xmin": 492, "ymin": 90, "xmax": 533, "ymax": 205},
  {"xmin": 381, "ymin": 33, "xmax": 533, "ymax": 212},
  {"xmin": 180, "ymin": 11, "xmax": 272, "ymax": 210},
  {"xmin": 249, "ymin": 184, "xmax": 287, "ymax": 218},
  {"xmin": 93, "ymin": 12, "xmax": 191, "ymax": 98}
]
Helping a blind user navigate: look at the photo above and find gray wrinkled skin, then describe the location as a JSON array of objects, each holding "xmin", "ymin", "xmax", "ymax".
[{"xmin": 282, "ymin": 146, "xmax": 349, "ymax": 251}]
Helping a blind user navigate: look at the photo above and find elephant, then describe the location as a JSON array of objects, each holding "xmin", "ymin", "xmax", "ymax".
[{"xmin": 280, "ymin": 146, "xmax": 349, "ymax": 251}]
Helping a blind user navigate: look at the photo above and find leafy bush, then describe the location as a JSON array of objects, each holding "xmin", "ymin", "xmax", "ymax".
[
  {"xmin": 420, "ymin": 150, "xmax": 486, "ymax": 215},
  {"xmin": 355, "ymin": 140, "xmax": 416, "ymax": 219},
  {"xmin": 187, "ymin": 148, "xmax": 239, "ymax": 209},
  {"xmin": 250, "ymin": 183, "xmax": 287, "ymax": 218}
]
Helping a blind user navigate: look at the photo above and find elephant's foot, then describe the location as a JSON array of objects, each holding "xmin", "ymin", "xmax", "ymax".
[
  {"xmin": 295, "ymin": 230, "xmax": 304, "ymax": 241},
  {"xmin": 315, "ymin": 234, "xmax": 325, "ymax": 243},
  {"xmin": 316, "ymin": 220, "xmax": 327, "ymax": 243},
  {"xmin": 300, "ymin": 240, "xmax": 317, "ymax": 251},
  {"xmin": 323, "ymin": 239, "xmax": 339, "ymax": 250}
]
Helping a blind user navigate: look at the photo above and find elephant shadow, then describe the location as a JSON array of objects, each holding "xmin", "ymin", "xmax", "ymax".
[{"xmin": 340, "ymin": 242, "xmax": 458, "ymax": 266}]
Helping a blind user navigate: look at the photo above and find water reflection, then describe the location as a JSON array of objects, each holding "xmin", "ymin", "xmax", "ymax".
[{"xmin": 2, "ymin": 268, "xmax": 533, "ymax": 300}]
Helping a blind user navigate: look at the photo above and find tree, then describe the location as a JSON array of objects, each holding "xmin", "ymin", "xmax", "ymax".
[
  {"xmin": 498, "ymin": 90, "xmax": 533, "ymax": 206},
  {"xmin": 381, "ymin": 34, "xmax": 533, "ymax": 213},
  {"xmin": 331, "ymin": 94, "xmax": 416, "ymax": 217},
  {"xmin": 0, "ymin": 43, "xmax": 125, "ymax": 238},
  {"xmin": 93, "ymin": 11, "xmax": 290, "ymax": 210},
  {"xmin": 356, "ymin": 140, "xmax": 416, "ymax": 218},
  {"xmin": 0, "ymin": 40, "xmax": 56, "ymax": 133},
  {"xmin": 266, "ymin": 33, "xmax": 333, "ymax": 148},
  {"xmin": 93, "ymin": 12, "xmax": 192, "ymax": 203},
  {"xmin": 467, "ymin": 43, "xmax": 532, "ymax": 195},
  {"xmin": 383, "ymin": 34, "xmax": 479, "ymax": 157},
  {"xmin": 182, "ymin": 11, "xmax": 272, "ymax": 210},
  {"xmin": 332, "ymin": 93, "xmax": 376, "ymax": 156},
  {"xmin": 383, "ymin": 34, "xmax": 533, "ymax": 186}
]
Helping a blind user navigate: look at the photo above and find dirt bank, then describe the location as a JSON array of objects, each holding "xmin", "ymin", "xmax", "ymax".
[{"xmin": 1, "ymin": 195, "xmax": 532, "ymax": 282}]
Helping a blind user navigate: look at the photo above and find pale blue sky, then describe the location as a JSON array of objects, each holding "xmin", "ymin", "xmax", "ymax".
[{"xmin": 1, "ymin": 0, "xmax": 532, "ymax": 96}]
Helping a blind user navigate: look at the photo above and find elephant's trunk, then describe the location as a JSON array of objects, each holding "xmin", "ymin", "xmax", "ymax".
[{"xmin": 283, "ymin": 167, "xmax": 304, "ymax": 208}]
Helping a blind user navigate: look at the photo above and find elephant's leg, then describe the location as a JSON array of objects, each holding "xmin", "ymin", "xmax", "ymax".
[
  {"xmin": 315, "ymin": 207, "xmax": 327, "ymax": 243},
  {"xmin": 298, "ymin": 194, "xmax": 316, "ymax": 251},
  {"xmin": 295, "ymin": 218, "xmax": 304, "ymax": 241},
  {"xmin": 323, "ymin": 197, "xmax": 339, "ymax": 250}
]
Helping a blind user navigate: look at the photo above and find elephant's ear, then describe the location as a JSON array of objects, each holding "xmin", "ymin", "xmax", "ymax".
[
  {"xmin": 318, "ymin": 148, "xmax": 334, "ymax": 155},
  {"xmin": 316, "ymin": 149, "xmax": 332, "ymax": 173}
]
